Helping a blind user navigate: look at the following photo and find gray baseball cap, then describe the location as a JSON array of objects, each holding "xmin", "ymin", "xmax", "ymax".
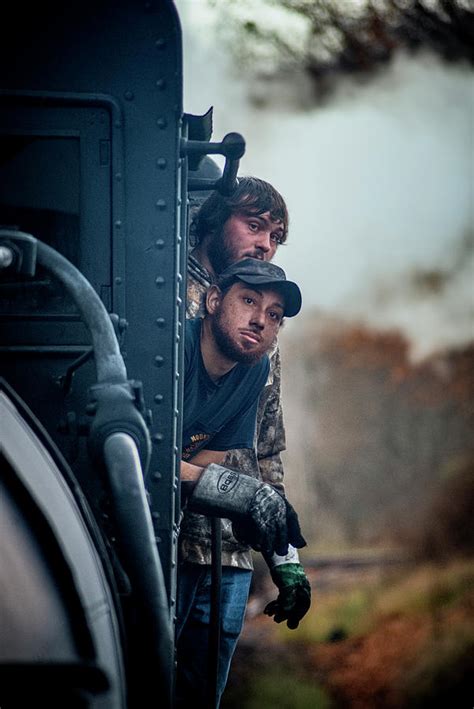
[{"xmin": 217, "ymin": 257, "xmax": 302, "ymax": 317}]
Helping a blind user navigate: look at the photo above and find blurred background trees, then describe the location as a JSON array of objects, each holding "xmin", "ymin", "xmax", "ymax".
[
  {"xmin": 210, "ymin": 0, "xmax": 474, "ymax": 103},
  {"xmin": 179, "ymin": 3, "xmax": 474, "ymax": 704},
  {"xmin": 280, "ymin": 315, "xmax": 474, "ymax": 556},
  {"xmin": 197, "ymin": 0, "xmax": 474, "ymax": 556}
]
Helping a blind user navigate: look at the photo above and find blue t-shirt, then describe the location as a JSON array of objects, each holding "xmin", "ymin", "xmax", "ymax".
[{"xmin": 182, "ymin": 318, "xmax": 270, "ymax": 461}]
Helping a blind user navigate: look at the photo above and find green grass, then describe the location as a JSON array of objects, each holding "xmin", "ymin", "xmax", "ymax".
[
  {"xmin": 280, "ymin": 586, "xmax": 377, "ymax": 643},
  {"xmin": 277, "ymin": 558, "xmax": 474, "ymax": 645},
  {"xmin": 374, "ymin": 558, "xmax": 474, "ymax": 617},
  {"xmin": 243, "ymin": 672, "xmax": 333, "ymax": 709},
  {"xmin": 226, "ymin": 558, "xmax": 474, "ymax": 709}
]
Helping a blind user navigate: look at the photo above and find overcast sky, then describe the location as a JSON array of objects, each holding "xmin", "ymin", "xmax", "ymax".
[{"xmin": 176, "ymin": 0, "xmax": 473, "ymax": 359}]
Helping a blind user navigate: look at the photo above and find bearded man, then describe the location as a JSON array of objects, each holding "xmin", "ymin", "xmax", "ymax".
[
  {"xmin": 177, "ymin": 178, "xmax": 311, "ymax": 706},
  {"xmin": 177, "ymin": 258, "xmax": 307, "ymax": 707}
]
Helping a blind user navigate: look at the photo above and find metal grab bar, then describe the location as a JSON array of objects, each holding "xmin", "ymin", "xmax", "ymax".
[
  {"xmin": 182, "ymin": 132, "xmax": 246, "ymax": 195},
  {"xmin": 208, "ymin": 518, "xmax": 222, "ymax": 708}
]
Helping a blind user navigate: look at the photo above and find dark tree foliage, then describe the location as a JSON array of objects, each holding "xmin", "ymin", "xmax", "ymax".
[{"xmin": 214, "ymin": 0, "xmax": 474, "ymax": 99}]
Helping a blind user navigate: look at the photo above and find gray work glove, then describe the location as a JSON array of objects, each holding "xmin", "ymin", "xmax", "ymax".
[
  {"xmin": 187, "ymin": 464, "xmax": 306, "ymax": 556},
  {"xmin": 264, "ymin": 548, "xmax": 311, "ymax": 629},
  {"xmin": 232, "ymin": 487, "xmax": 307, "ymax": 556}
]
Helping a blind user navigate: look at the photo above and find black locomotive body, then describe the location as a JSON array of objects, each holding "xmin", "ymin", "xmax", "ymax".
[{"xmin": 0, "ymin": 2, "xmax": 244, "ymax": 706}]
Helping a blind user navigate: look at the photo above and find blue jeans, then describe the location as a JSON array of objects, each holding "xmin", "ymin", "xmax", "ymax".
[{"xmin": 175, "ymin": 562, "xmax": 252, "ymax": 708}]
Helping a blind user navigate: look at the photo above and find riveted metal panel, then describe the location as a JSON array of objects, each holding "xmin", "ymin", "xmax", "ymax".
[{"xmin": 0, "ymin": 0, "xmax": 184, "ymax": 610}]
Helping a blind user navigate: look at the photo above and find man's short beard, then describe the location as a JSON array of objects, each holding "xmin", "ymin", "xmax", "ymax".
[
  {"xmin": 211, "ymin": 309, "xmax": 265, "ymax": 366},
  {"xmin": 207, "ymin": 227, "xmax": 235, "ymax": 274}
]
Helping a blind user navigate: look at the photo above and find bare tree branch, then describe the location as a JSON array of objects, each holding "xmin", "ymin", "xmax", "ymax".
[{"xmin": 213, "ymin": 0, "xmax": 474, "ymax": 103}]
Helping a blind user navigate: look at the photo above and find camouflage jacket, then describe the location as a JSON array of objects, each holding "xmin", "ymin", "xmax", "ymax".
[{"xmin": 180, "ymin": 253, "xmax": 286, "ymax": 569}]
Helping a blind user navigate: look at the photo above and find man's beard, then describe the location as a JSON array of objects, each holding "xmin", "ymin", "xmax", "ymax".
[
  {"xmin": 206, "ymin": 227, "xmax": 264, "ymax": 275},
  {"xmin": 211, "ymin": 309, "xmax": 266, "ymax": 366},
  {"xmin": 206, "ymin": 228, "xmax": 236, "ymax": 274}
]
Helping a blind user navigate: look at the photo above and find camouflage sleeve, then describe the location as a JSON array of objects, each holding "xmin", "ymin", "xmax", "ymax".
[
  {"xmin": 255, "ymin": 346, "xmax": 286, "ymax": 494},
  {"xmin": 186, "ymin": 278, "xmax": 207, "ymax": 319},
  {"xmin": 223, "ymin": 345, "xmax": 286, "ymax": 494}
]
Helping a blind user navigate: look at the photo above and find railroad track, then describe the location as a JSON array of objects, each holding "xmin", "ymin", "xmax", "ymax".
[{"xmin": 304, "ymin": 551, "xmax": 411, "ymax": 570}]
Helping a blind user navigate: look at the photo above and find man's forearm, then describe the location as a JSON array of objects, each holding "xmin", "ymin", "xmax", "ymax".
[
  {"xmin": 181, "ymin": 462, "xmax": 306, "ymax": 557},
  {"xmin": 180, "ymin": 448, "xmax": 227, "ymax": 483},
  {"xmin": 180, "ymin": 460, "xmax": 203, "ymax": 483}
]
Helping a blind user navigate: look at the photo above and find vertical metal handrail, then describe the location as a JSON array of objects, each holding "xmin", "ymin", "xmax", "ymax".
[{"xmin": 208, "ymin": 517, "xmax": 222, "ymax": 708}]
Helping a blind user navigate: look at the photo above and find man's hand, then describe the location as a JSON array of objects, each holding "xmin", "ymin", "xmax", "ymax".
[
  {"xmin": 232, "ymin": 486, "xmax": 306, "ymax": 556},
  {"xmin": 186, "ymin": 463, "xmax": 306, "ymax": 556},
  {"xmin": 264, "ymin": 557, "xmax": 311, "ymax": 629}
]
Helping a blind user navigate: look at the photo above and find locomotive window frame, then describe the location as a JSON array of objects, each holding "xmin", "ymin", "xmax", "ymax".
[{"xmin": 0, "ymin": 93, "xmax": 125, "ymax": 316}]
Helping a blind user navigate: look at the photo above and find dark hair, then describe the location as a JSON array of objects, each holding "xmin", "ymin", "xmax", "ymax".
[{"xmin": 190, "ymin": 176, "xmax": 289, "ymax": 246}]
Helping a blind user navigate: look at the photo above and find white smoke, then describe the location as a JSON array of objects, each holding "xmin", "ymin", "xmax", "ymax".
[{"xmin": 177, "ymin": 0, "xmax": 474, "ymax": 360}]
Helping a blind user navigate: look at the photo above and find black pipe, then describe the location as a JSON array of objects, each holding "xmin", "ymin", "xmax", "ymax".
[
  {"xmin": 36, "ymin": 240, "xmax": 127, "ymax": 384},
  {"xmin": 103, "ymin": 432, "xmax": 173, "ymax": 707},
  {"xmin": 208, "ymin": 517, "xmax": 222, "ymax": 708},
  {"xmin": 18, "ymin": 235, "xmax": 171, "ymax": 699}
]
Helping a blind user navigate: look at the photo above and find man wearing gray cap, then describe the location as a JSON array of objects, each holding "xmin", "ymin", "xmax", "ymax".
[{"xmin": 178, "ymin": 258, "xmax": 310, "ymax": 707}]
